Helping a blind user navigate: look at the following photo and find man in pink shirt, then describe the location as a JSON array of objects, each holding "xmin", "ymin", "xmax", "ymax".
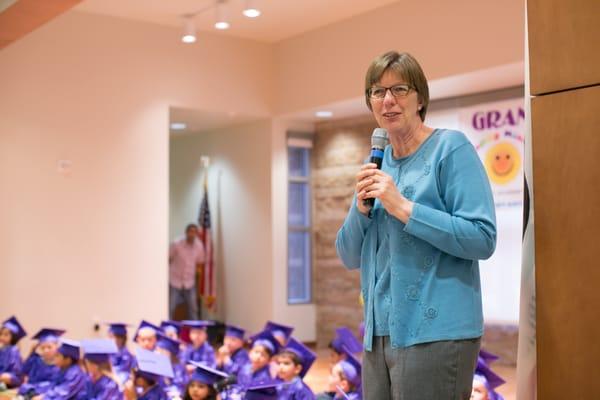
[{"xmin": 169, "ymin": 223, "xmax": 205, "ymax": 319}]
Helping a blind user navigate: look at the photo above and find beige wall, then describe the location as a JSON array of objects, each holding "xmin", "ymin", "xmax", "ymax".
[
  {"xmin": 0, "ymin": 10, "xmax": 272, "ymax": 341},
  {"xmin": 274, "ymin": 0, "xmax": 524, "ymax": 114}
]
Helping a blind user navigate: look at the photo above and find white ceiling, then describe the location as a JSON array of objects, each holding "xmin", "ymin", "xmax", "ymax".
[{"xmin": 75, "ymin": 0, "xmax": 400, "ymax": 43}]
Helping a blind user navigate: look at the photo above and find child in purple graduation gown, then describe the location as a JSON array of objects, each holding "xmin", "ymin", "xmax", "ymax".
[
  {"xmin": 471, "ymin": 349, "xmax": 506, "ymax": 400},
  {"xmin": 155, "ymin": 333, "xmax": 187, "ymax": 399},
  {"xmin": 236, "ymin": 330, "xmax": 279, "ymax": 387},
  {"xmin": 0, "ymin": 316, "xmax": 26, "ymax": 388},
  {"xmin": 18, "ymin": 328, "xmax": 64, "ymax": 397},
  {"xmin": 82, "ymin": 339, "xmax": 122, "ymax": 400},
  {"xmin": 327, "ymin": 327, "xmax": 362, "ymax": 369},
  {"xmin": 318, "ymin": 353, "xmax": 362, "ymax": 400},
  {"xmin": 31, "ymin": 339, "xmax": 88, "ymax": 400},
  {"xmin": 183, "ymin": 361, "xmax": 227, "ymax": 400},
  {"xmin": 215, "ymin": 325, "xmax": 249, "ymax": 377},
  {"xmin": 106, "ymin": 322, "xmax": 135, "ymax": 386},
  {"xmin": 134, "ymin": 321, "xmax": 161, "ymax": 352},
  {"xmin": 124, "ymin": 348, "xmax": 172, "ymax": 400},
  {"xmin": 275, "ymin": 338, "xmax": 316, "ymax": 400},
  {"xmin": 180, "ymin": 321, "xmax": 216, "ymax": 372}
]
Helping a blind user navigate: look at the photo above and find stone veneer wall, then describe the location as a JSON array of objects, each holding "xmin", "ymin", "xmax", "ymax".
[
  {"xmin": 312, "ymin": 115, "xmax": 518, "ymax": 366},
  {"xmin": 313, "ymin": 115, "xmax": 377, "ymax": 348}
]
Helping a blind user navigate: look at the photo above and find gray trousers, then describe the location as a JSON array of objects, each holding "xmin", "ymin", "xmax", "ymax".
[
  {"xmin": 169, "ymin": 285, "xmax": 199, "ymax": 320},
  {"xmin": 362, "ymin": 336, "xmax": 481, "ymax": 400}
]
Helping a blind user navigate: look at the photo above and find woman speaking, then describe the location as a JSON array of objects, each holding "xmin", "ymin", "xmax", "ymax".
[{"xmin": 336, "ymin": 51, "xmax": 497, "ymax": 400}]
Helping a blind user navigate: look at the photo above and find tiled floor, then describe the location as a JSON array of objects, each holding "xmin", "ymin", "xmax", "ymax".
[{"xmin": 304, "ymin": 349, "xmax": 516, "ymax": 400}]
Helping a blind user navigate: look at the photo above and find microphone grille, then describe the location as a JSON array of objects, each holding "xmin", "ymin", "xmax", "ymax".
[{"xmin": 371, "ymin": 128, "xmax": 389, "ymax": 149}]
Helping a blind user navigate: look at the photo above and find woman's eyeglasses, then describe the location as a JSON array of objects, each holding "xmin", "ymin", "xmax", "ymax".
[{"xmin": 368, "ymin": 84, "xmax": 414, "ymax": 100}]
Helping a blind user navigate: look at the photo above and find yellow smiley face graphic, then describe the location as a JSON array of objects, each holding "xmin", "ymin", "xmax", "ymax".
[{"xmin": 484, "ymin": 141, "xmax": 521, "ymax": 184}]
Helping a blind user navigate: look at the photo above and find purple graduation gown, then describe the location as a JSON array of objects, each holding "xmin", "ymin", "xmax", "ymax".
[
  {"xmin": 42, "ymin": 364, "xmax": 88, "ymax": 399},
  {"xmin": 219, "ymin": 347, "xmax": 249, "ymax": 376},
  {"xmin": 276, "ymin": 377, "xmax": 315, "ymax": 400},
  {"xmin": 18, "ymin": 353, "xmax": 60, "ymax": 395},
  {"xmin": 236, "ymin": 364, "xmax": 272, "ymax": 387},
  {"xmin": 159, "ymin": 362, "xmax": 187, "ymax": 398},
  {"xmin": 110, "ymin": 345, "xmax": 134, "ymax": 385},
  {"xmin": 138, "ymin": 384, "xmax": 168, "ymax": 400},
  {"xmin": 181, "ymin": 342, "xmax": 216, "ymax": 368},
  {"xmin": 86, "ymin": 374, "xmax": 122, "ymax": 400},
  {"xmin": 0, "ymin": 345, "xmax": 23, "ymax": 387}
]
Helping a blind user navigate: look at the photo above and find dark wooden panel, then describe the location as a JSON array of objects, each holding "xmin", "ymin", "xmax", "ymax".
[
  {"xmin": 531, "ymin": 85, "xmax": 600, "ymax": 399},
  {"xmin": 0, "ymin": 0, "xmax": 82, "ymax": 50},
  {"xmin": 528, "ymin": 0, "xmax": 600, "ymax": 95}
]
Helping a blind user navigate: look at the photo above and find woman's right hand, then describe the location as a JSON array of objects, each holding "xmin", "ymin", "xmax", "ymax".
[{"xmin": 355, "ymin": 163, "xmax": 378, "ymax": 215}]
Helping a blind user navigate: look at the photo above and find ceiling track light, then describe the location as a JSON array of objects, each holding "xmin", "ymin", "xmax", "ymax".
[
  {"xmin": 243, "ymin": 0, "xmax": 261, "ymax": 18},
  {"xmin": 181, "ymin": 16, "xmax": 196, "ymax": 43},
  {"xmin": 214, "ymin": 0, "xmax": 230, "ymax": 30}
]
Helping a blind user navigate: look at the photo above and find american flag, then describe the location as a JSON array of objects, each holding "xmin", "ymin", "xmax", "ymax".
[{"xmin": 198, "ymin": 178, "xmax": 216, "ymax": 310}]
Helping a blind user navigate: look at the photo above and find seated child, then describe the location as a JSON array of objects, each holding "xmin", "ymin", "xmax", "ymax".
[
  {"xmin": 134, "ymin": 321, "xmax": 161, "ymax": 352},
  {"xmin": 215, "ymin": 325, "xmax": 249, "ymax": 377},
  {"xmin": 155, "ymin": 333, "xmax": 186, "ymax": 399},
  {"xmin": 184, "ymin": 361, "xmax": 228, "ymax": 400},
  {"xmin": 159, "ymin": 321, "xmax": 182, "ymax": 342},
  {"xmin": 106, "ymin": 322, "xmax": 135, "ymax": 386},
  {"xmin": 263, "ymin": 322, "xmax": 294, "ymax": 377},
  {"xmin": 328, "ymin": 328, "xmax": 362, "ymax": 368},
  {"xmin": 275, "ymin": 337, "xmax": 316, "ymax": 400},
  {"xmin": 472, "ymin": 349, "xmax": 505, "ymax": 400},
  {"xmin": 31, "ymin": 339, "xmax": 88, "ymax": 400},
  {"xmin": 319, "ymin": 352, "xmax": 362, "ymax": 400},
  {"xmin": 82, "ymin": 339, "xmax": 122, "ymax": 399},
  {"xmin": 0, "ymin": 316, "xmax": 26, "ymax": 388},
  {"xmin": 124, "ymin": 348, "xmax": 173, "ymax": 400},
  {"xmin": 180, "ymin": 321, "xmax": 216, "ymax": 371},
  {"xmin": 236, "ymin": 330, "xmax": 280, "ymax": 387},
  {"xmin": 160, "ymin": 321, "xmax": 185, "ymax": 364},
  {"xmin": 18, "ymin": 328, "xmax": 64, "ymax": 397}
]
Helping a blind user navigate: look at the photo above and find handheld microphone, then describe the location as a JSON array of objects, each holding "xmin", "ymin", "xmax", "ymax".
[{"xmin": 363, "ymin": 128, "xmax": 389, "ymax": 208}]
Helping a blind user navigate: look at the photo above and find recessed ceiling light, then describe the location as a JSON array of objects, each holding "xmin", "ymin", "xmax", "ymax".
[
  {"xmin": 243, "ymin": 8, "xmax": 260, "ymax": 18},
  {"xmin": 215, "ymin": 0, "xmax": 230, "ymax": 30},
  {"xmin": 170, "ymin": 122, "xmax": 187, "ymax": 130},
  {"xmin": 243, "ymin": 0, "xmax": 261, "ymax": 18},
  {"xmin": 181, "ymin": 17, "xmax": 196, "ymax": 43},
  {"xmin": 315, "ymin": 111, "xmax": 333, "ymax": 118}
]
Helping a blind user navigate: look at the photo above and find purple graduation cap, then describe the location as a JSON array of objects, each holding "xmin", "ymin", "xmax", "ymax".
[
  {"xmin": 282, "ymin": 337, "xmax": 317, "ymax": 378},
  {"xmin": 133, "ymin": 320, "xmax": 161, "ymax": 341},
  {"xmin": 160, "ymin": 320, "xmax": 183, "ymax": 336},
  {"xmin": 156, "ymin": 332, "xmax": 181, "ymax": 356},
  {"xmin": 330, "ymin": 327, "xmax": 362, "ymax": 355},
  {"xmin": 135, "ymin": 347, "xmax": 174, "ymax": 381},
  {"xmin": 264, "ymin": 321, "xmax": 294, "ymax": 345},
  {"xmin": 224, "ymin": 324, "xmax": 245, "ymax": 340},
  {"xmin": 474, "ymin": 349, "xmax": 506, "ymax": 400},
  {"xmin": 58, "ymin": 338, "xmax": 81, "ymax": 361},
  {"xmin": 32, "ymin": 328, "xmax": 66, "ymax": 343},
  {"xmin": 188, "ymin": 360, "xmax": 228, "ymax": 385},
  {"xmin": 244, "ymin": 380, "xmax": 279, "ymax": 400},
  {"xmin": 338, "ymin": 352, "xmax": 362, "ymax": 388},
  {"xmin": 105, "ymin": 322, "xmax": 130, "ymax": 337},
  {"xmin": 82, "ymin": 339, "xmax": 118, "ymax": 363},
  {"xmin": 2, "ymin": 316, "xmax": 27, "ymax": 343},
  {"xmin": 250, "ymin": 330, "xmax": 281, "ymax": 356}
]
